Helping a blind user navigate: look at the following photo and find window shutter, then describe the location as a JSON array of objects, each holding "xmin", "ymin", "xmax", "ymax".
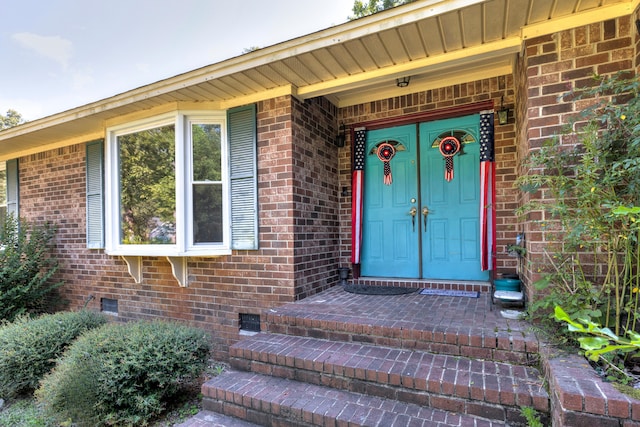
[
  {"xmin": 228, "ymin": 104, "xmax": 258, "ymax": 250},
  {"xmin": 86, "ymin": 140, "xmax": 105, "ymax": 249},
  {"xmin": 6, "ymin": 158, "xmax": 18, "ymax": 216}
]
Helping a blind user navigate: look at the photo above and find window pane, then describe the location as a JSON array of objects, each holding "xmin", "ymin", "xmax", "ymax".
[
  {"xmin": 118, "ymin": 125, "xmax": 176, "ymax": 244},
  {"xmin": 193, "ymin": 184, "xmax": 222, "ymax": 243},
  {"xmin": 192, "ymin": 124, "xmax": 221, "ymax": 181}
]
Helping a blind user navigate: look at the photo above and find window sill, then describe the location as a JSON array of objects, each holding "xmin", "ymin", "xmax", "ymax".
[
  {"xmin": 105, "ymin": 247, "xmax": 232, "ymax": 258},
  {"xmin": 106, "ymin": 247, "xmax": 232, "ymax": 287}
]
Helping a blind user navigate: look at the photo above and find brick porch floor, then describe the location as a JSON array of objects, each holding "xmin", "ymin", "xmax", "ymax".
[{"xmin": 180, "ymin": 285, "xmax": 639, "ymax": 426}]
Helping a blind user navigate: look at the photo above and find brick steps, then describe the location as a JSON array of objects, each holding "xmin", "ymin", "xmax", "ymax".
[
  {"xmin": 229, "ymin": 333, "xmax": 549, "ymax": 423},
  {"xmin": 200, "ymin": 287, "xmax": 549, "ymax": 426},
  {"xmin": 264, "ymin": 306, "xmax": 539, "ymax": 365},
  {"xmin": 203, "ymin": 370, "xmax": 509, "ymax": 427}
]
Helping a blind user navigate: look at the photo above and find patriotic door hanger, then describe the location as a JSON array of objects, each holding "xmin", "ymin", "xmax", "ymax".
[{"xmin": 438, "ymin": 136, "xmax": 461, "ymax": 182}]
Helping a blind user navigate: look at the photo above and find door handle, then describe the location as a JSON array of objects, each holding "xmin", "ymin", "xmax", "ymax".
[
  {"xmin": 422, "ymin": 207, "xmax": 429, "ymax": 231},
  {"xmin": 409, "ymin": 207, "xmax": 417, "ymax": 232}
]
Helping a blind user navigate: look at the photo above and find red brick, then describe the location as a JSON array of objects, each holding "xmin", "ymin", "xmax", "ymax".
[
  {"xmin": 598, "ymin": 60, "xmax": 633, "ymax": 74},
  {"xmin": 608, "ymin": 396, "xmax": 631, "ymax": 418},
  {"xmin": 561, "ymin": 68, "xmax": 595, "ymax": 83},
  {"xmin": 576, "ymin": 52, "xmax": 611, "ymax": 67},
  {"xmin": 557, "ymin": 380, "xmax": 584, "ymax": 411},
  {"xmin": 598, "ymin": 37, "xmax": 632, "ymax": 52},
  {"xmin": 562, "ymin": 411, "xmax": 620, "ymax": 427}
]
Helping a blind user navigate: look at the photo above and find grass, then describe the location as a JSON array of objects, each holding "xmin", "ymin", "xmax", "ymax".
[
  {"xmin": 613, "ymin": 382, "xmax": 640, "ymax": 401},
  {"xmin": 0, "ymin": 399, "xmax": 57, "ymax": 427},
  {"xmin": 0, "ymin": 362, "xmax": 227, "ymax": 427},
  {"xmin": 0, "ymin": 397, "xmax": 202, "ymax": 427}
]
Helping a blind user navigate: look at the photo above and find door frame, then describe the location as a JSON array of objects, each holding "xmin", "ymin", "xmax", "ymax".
[
  {"xmin": 352, "ymin": 101, "xmax": 494, "ymax": 133},
  {"xmin": 350, "ymin": 101, "xmax": 495, "ymax": 279}
]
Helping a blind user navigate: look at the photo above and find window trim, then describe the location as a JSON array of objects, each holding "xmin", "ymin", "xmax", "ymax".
[
  {"xmin": 104, "ymin": 111, "xmax": 231, "ymax": 257},
  {"xmin": 6, "ymin": 159, "xmax": 18, "ymax": 217},
  {"xmin": 185, "ymin": 114, "xmax": 229, "ymax": 253}
]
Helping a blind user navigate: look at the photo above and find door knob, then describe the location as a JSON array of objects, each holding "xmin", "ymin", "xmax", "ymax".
[
  {"xmin": 409, "ymin": 207, "xmax": 417, "ymax": 232},
  {"xmin": 422, "ymin": 207, "xmax": 429, "ymax": 230}
]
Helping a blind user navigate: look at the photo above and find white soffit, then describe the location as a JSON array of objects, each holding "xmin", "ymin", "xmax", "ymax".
[{"xmin": 0, "ymin": 0, "xmax": 638, "ymax": 159}]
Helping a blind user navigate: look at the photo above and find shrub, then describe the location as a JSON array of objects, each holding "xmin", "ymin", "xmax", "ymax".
[
  {"xmin": 36, "ymin": 320, "xmax": 212, "ymax": 427},
  {"xmin": 517, "ymin": 72, "xmax": 640, "ymax": 335},
  {"xmin": 0, "ymin": 215, "xmax": 63, "ymax": 321},
  {"xmin": 0, "ymin": 310, "xmax": 107, "ymax": 397}
]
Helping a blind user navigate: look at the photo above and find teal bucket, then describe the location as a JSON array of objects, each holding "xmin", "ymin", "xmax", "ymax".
[{"xmin": 494, "ymin": 278, "xmax": 521, "ymax": 292}]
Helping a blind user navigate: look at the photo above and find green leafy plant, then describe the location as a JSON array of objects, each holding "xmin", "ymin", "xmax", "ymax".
[
  {"xmin": 36, "ymin": 320, "xmax": 211, "ymax": 427},
  {"xmin": 517, "ymin": 72, "xmax": 640, "ymax": 337},
  {"xmin": 0, "ymin": 310, "xmax": 107, "ymax": 398},
  {"xmin": 520, "ymin": 406, "xmax": 544, "ymax": 427},
  {"xmin": 506, "ymin": 244, "xmax": 526, "ymax": 257},
  {"xmin": 525, "ymin": 251, "xmax": 602, "ymax": 340},
  {"xmin": 555, "ymin": 305, "xmax": 640, "ymax": 383},
  {"xmin": 0, "ymin": 215, "xmax": 63, "ymax": 321}
]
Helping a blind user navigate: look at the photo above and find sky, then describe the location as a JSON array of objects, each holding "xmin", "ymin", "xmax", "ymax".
[{"xmin": 0, "ymin": 0, "xmax": 354, "ymax": 121}]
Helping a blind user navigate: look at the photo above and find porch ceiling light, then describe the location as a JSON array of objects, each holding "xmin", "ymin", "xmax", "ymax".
[{"xmin": 396, "ymin": 76, "xmax": 410, "ymax": 88}]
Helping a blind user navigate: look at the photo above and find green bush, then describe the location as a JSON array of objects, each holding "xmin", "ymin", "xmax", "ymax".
[
  {"xmin": 517, "ymin": 72, "xmax": 640, "ymax": 336},
  {"xmin": 0, "ymin": 215, "xmax": 63, "ymax": 321},
  {"xmin": 0, "ymin": 310, "xmax": 107, "ymax": 397},
  {"xmin": 36, "ymin": 320, "xmax": 211, "ymax": 427}
]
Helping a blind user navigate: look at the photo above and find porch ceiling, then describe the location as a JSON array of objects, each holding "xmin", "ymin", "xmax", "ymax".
[{"xmin": 0, "ymin": 0, "xmax": 637, "ymax": 159}]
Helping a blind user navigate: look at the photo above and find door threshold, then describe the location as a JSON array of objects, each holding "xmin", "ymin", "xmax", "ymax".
[{"xmin": 352, "ymin": 277, "xmax": 490, "ymax": 292}]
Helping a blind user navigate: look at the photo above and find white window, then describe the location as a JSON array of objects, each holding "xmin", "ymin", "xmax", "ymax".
[
  {"xmin": 102, "ymin": 108, "xmax": 255, "ymax": 257},
  {"xmin": 0, "ymin": 159, "xmax": 19, "ymax": 222},
  {"xmin": 0, "ymin": 162, "xmax": 6, "ymax": 223}
]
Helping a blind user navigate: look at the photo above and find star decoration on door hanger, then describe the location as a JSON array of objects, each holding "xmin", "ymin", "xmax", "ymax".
[
  {"xmin": 376, "ymin": 142, "xmax": 396, "ymax": 185},
  {"xmin": 439, "ymin": 136, "xmax": 461, "ymax": 182}
]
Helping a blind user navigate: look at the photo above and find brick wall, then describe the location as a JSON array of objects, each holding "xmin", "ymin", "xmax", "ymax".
[
  {"xmin": 519, "ymin": 16, "xmax": 637, "ymax": 298},
  {"xmin": 338, "ymin": 76, "xmax": 520, "ymax": 276},
  {"xmin": 291, "ymin": 97, "xmax": 341, "ymax": 299},
  {"xmin": 17, "ymin": 96, "xmax": 339, "ymax": 360}
]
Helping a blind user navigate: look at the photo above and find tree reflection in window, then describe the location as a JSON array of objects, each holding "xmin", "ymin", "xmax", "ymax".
[
  {"xmin": 192, "ymin": 123, "xmax": 222, "ymax": 244},
  {"xmin": 118, "ymin": 124, "xmax": 176, "ymax": 244}
]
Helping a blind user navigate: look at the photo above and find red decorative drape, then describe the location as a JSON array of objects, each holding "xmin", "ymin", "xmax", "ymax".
[
  {"xmin": 351, "ymin": 127, "xmax": 366, "ymax": 277},
  {"xmin": 479, "ymin": 112, "xmax": 496, "ymax": 272}
]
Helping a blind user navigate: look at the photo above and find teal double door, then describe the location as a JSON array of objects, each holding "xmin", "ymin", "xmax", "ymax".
[{"xmin": 361, "ymin": 114, "xmax": 489, "ymax": 281}]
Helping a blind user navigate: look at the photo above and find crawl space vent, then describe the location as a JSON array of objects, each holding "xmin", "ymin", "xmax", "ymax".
[
  {"xmin": 101, "ymin": 298, "xmax": 118, "ymax": 315},
  {"xmin": 239, "ymin": 313, "xmax": 260, "ymax": 332}
]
